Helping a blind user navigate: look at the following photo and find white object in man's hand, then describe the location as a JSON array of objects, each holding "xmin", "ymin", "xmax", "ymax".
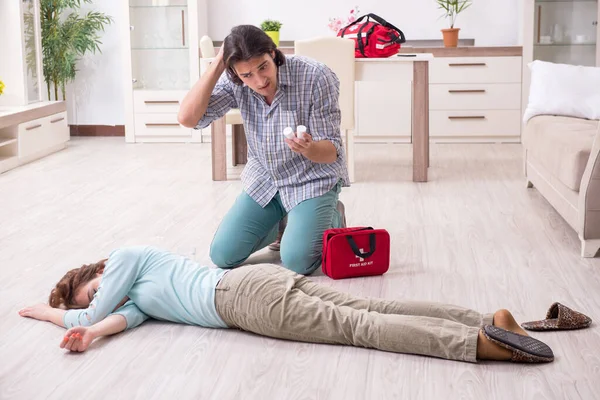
[
  {"xmin": 285, "ymin": 131, "xmax": 313, "ymax": 156},
  {"xmin": 283, "ymin": 127, "xmax": 295, "ymax": 140},
  {"xmin": 296, "ymin": 125, "xmax": 307, "ymax": 138}
]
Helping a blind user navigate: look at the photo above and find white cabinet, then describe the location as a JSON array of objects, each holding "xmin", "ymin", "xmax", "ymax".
[
  {"xmin": 0, "ymin": 1, "xmax": 68, "ymax": 174},
  {"xmin": 354, "ymin": 61, "xmax": 414, "ymax": 143},
  {"xmin": 355, "ymin": 81, "xmax": 412, "ymax": 139},
  {"xmin": 18, "ymin": 112, "xmax": 69, "ymax": 159},
  {"xmin": 429, "ymin": 110, "xmax": 522, "ymax": 138},
  {"xmin": 0, "ymin": 102, "xmax": 69, "ymax": 174},
  {"xmin": 353, "ymin": 54, "xmax": 523, "ymax": 144},
  {"xmin": 429, "ymin": 56, "xmax": 523, "ymax": 143},
  {"xmin": 121, "ymin": 0, "xmax": 205, "ymax": 143},
  {"xmin": 429, "ymin": 83, "xmax": 522, "ymax": 110},
  {"xmin": 522, "ymin": 0, "xmax": 600, "ymax": 120},
  {"xmin": 525, "ymin": 0, "xmax": 599, "ymax": 67},
  {"xmin": 0, "ymin": 0, "xmax": 45, "ymax": 106},
  {"xmin": 429, "ymin": 57, "xmax": 522, "ymax": 83}
]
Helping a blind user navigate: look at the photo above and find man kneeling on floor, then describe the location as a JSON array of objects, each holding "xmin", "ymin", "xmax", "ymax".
[{"xmin": 178, "ymin": 25, "xmax": 349, "ymax": 275}]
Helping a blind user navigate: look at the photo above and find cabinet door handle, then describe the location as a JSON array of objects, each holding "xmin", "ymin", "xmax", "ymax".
[
  {"xmin": 25, "ymin": 124, "xmax": 42, "ymax": 130},
  {"xmin": 448, "ymin": 63, "xmax": 487, "ymax": 67},
  {"xmin": 145, "ymin": 123, "xmax": 181, "ymax": 127},
  {"xmin": 144, "ymin": 100, "xmax": 179, "ymax": 104},
  {"xmin": 448, "ymin": 89, "xmax": 486, "ymax": 93},
  {"xmin": 50, "ymin": 117, "xmax": 65, "ymax": 123},
  {"xmin": 181, "ymin": 10, "xmax": 185, "ymax": 46},
  {"xmin": 537, "ymin": 5, "xmax": 542, "ymax": 43},
  {"xmin": 448, "ymin": 116, "xmax": 486, "ymax": 120}
]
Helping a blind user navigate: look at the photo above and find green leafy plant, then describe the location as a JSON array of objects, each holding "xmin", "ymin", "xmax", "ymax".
[
  {"xmin": 41, "ymin": 0, "xmax": 113, "ymax": 101},
  {"xmin": 435, "ymin": 0, "xmax": 472, "ymax": 28},
  {"xmin": 24, "ymin": 0, "xmax": 40, "ymax": 94},
  {"xmin": 260, "ymin": 19, "xmax": 283, "ymax": 32}
]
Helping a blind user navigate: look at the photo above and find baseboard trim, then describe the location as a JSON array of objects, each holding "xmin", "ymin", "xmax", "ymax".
[{"xmin": 70, "ymin": 125, "xmax": 125, "ymax": 136}]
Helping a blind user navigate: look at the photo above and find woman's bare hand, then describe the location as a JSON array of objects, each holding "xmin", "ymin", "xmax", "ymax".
[
  {"xmin": 61, "ymin": 327, "xmax": 95, "ymax": 353},
  {"xmin": 19, "ymin": 303, "xmax": 52, "ymax": 322}
]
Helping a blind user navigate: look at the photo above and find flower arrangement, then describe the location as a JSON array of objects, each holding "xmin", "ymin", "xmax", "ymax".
[
  {"xmin": 0, "ymin": 79, "xmax": 5, "ymax": 96},
  {"xmin": 328, "ymin": 6, "xmax": 360, "ymax": 33}
]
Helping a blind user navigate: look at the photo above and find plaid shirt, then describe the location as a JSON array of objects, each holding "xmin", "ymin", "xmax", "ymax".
[{"xmin": 196, "ymin": 55, "xmax": 350, "ymax": 211}]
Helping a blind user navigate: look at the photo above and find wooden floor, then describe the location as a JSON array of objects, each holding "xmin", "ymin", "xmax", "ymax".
[{"xmin": 1, "ymin": 138, "xmax": 599, "ymax": 400}]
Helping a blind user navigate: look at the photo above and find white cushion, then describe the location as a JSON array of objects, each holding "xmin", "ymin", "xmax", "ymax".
[{"xmin": 523, "ymin": 60, "xmax": 600, "ymax": 123}]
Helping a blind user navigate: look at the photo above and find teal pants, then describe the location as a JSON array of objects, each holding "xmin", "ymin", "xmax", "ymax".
[{"xmin": 210, "ymin": 183, "xmax": 343, "ymax": 275}]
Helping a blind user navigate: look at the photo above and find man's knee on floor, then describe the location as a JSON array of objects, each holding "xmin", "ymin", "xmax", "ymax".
[
  {"xmin": 209, "ymin": 240, "xmax": 245, "ymax": 269},
  {"xmin": 280, "ymin": 248, "xmax": 321, "ymax": 275}
]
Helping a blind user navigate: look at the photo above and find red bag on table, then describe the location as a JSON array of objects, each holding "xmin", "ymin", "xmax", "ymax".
[{"xmin": 337, "ymin": 13, "xmax": 406, "ymax": 58}]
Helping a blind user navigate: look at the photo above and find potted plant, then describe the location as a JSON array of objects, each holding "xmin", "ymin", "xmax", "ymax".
[
  {"xmin": 435, "ymin": 0, "xmax": 472, "ymax": 47},
  {"xmin": 40, "ymin": 0, "xmax": 112, "ymax": 100},
  {"xmin": 260, "ymin": 19, "xmax": 283, "ymax": 47},
  {"xmin": 0, "ymin": 80, "xmax": 5, "ymax": 96}
]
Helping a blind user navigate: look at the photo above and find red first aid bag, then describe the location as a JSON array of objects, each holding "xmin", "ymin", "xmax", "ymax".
[
  {"xmin": 337, "ymin": 13, "xmax": 406, "ymax": 58},
  {"xmin": 322, "ymin": 227, "xmax": 390, "ymax": 279}
]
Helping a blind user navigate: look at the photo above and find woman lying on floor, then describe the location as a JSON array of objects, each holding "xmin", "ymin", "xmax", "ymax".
[{"xmin": 19, "ymin": 246, "xmax": 554, "ymax": 363}]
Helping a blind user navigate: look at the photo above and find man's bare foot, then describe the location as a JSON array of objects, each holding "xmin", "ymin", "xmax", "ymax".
[
  {"xmin": 268, "ymin": 239, "xmax": 281, "ymax": 251},
  {"xmin": 268, "ymin": 218, "xmax": 286, "ymax": 251},
  {"xmin": 493, "ymin": 309, "xmax": 528, "ymax": 336}
]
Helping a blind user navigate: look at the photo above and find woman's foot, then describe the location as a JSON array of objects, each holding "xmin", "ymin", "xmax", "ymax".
[{"xmin": 476, "ymin": 309, "xmax": 529, "ymax": 361}]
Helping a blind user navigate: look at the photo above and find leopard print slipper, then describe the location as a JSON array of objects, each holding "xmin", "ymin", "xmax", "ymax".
[
  {"xmin": 521, "ymin": 302, "xmax": 592, "ymax": 331},
  {"xmin": 482, "ymin": 325, "xmax": 554, "ymax": 363}
]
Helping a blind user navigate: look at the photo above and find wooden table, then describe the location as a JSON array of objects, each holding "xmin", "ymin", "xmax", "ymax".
[
  {"xmin": 354, "ymin": 54, "xmax": 433, "ymax": 182},
  {"xmin": 211, "ymin": 53, "xmax": 433, "ymax": 182}
]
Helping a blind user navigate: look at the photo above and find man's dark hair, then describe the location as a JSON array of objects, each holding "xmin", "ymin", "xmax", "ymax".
[{"xmin": 223, "ymin": 25, "xmax": 286, "ymax": 85}]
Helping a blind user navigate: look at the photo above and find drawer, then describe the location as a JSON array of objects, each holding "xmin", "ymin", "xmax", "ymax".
[
  {"xmin": 429, "ymin": 57, "xmax": 522, "ymax": 84},
  {"xmin": 47, "ymin": 112, "xmax": 69, "ymax": 138},
  {"xmin": 18, "ymin": 112, "xmax": 69, "ymax": 158},
  {"xmin": 134, "ymin": 113, "xmax": 192, "ymax": 137},
  {"xmin": 355, "ymin": 80, "xmax": 412, "ymax": 137},
  {"xmin": 355, "ymin": 61, "xmax": 413, "ymax": 82},
  {"xmin": 429, "ymin": 83, "xmax": 522, "ymax": 110},
  {"xmin": 133, "ymin": 90, "xmax": 186, "ymax": 113},
  {"xmin": 430, "ymin": 110, "xmax": 522, "ymax": 137}
]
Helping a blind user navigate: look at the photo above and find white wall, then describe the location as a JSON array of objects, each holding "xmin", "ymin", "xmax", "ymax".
[
  {"xmin": 208, "ymin": 0, "xmax": 521, "ymax": 46},
  {"xmin": 67, "ymin": 0, "xmax": 523, "ymax": 126},
  {"xmin": 0, "ymin": 1, "xmax": 27, "ymax": 106},
  {"xmin": 66, "ymin": 0, "xmax": 124, "ymax": 126}
]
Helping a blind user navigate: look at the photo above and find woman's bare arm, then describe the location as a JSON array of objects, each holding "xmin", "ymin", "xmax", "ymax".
[
  {"xmin": 61, "ymin": 314, "xmax": 127, "ymax": 353},
  {"xmin": 19, "ymin": 296, "xmax": 129, "ymax": 329},
  {"xmin": 19, "ymin": 304, "xmax": 67, "ymax": 328}
]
